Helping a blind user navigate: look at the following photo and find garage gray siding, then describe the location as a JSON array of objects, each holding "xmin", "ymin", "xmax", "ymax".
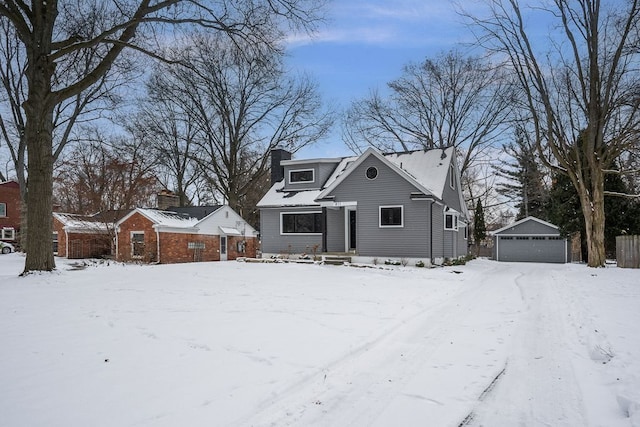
[
  {"xmin": 493, "ymin": 217, "xmax": 568, "ymax": 263},
  {"xmin": 328, "ymin": 155, "xmax": 430, "ymax": 258},
  {"xmin": 259, "ymin": 207, "xmax": 322, "ymax": 254}
]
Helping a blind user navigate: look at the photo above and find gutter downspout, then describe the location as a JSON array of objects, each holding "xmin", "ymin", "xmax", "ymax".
[
  {"xmin": 65, "ymin": 228, "xmax": 69, "ymax": 258},
  {"xmin": 156, "ymin": 227, "xmax": 161, "ymax": 264},
  {"xmin": 115, "ymin": 226, "xmax": 119, "ymax": 261},
  {"xmin": 429, "ymin": 201, "xmax": 433, "ymax": 265}
]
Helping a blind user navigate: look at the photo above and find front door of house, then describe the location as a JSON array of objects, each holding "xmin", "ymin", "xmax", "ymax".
[
  {"xmin": 348, "ymin": 210, "xmax": 356, "ymax": 251},
  {"xmin": 220, "ymin": 236, "xmax": 227, "ymax": 261}
]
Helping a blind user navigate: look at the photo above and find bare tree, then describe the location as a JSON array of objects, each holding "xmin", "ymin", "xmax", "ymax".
[
  {"xmin": 147, "ymin": 32, "xmax": 333, "ymax": 219},
  {"xmin": 0, "ymin": 0, "xmax": 325, "ymax": 274},
  {"xmin": 54, "ymin": 129, "xmax": 161, "ymax": 214},
  {"xmin": 468, "ymin": 0, "xmax": 640, "ymax": 267},
  {"xmin": 343, "ymin": 50, "xmax": 513, "ymax": 176},
  {"xmin": 133, "ymin": 82, "xmax": 203, "ymax": 207}
]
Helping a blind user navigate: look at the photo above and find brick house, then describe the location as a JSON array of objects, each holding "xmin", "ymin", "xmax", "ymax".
[
  {"xmin": 0, "ymin": 180, "xmax": 21, "ymax": 246},
  {"xmin": 115, "ymin": 206, "xmax": 258, "ymax": 264},
  {"xmin": 52, "ymin": 212, "xmax": 115, "ymax": 259}
]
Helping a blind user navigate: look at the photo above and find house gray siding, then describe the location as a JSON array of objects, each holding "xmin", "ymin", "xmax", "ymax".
[
  {"xmin": 431, "ymin": 205, "xmax": 444, "ymax": 258},
  {"xmin": 260, "ymin": 207, "xmax": 322, "ymax": 254},
  {"xmin": 327, "ymin": 155, "xmax": 431, "ymax": 258},
  {"xmin": 441, "ymin": 165, "xmax": 463, "ymax": 214},
  {"xmin": 325, "ymin": 207, "xmax": 345, "ymax": 252},
  {"xmin": 457, "ymin": 224, "xmax": 468, "ymax": 256},
  {"xmin": 282, "ymin": 161, "xmax": 340, "ymax": 191}
]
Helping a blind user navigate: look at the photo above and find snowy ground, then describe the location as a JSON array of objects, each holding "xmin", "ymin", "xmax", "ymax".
[{"xmin": 1, "ymin": 254, "xmax": 639, "ymax": 427}]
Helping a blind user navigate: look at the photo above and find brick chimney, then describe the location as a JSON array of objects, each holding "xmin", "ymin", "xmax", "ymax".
[
  {"xmin": 270, "ymin": 148, "xmax": 291, "ymax": 186},
  {"xmin": 157, "ymin": 189, "xmax": 180, "ymax": 210}
]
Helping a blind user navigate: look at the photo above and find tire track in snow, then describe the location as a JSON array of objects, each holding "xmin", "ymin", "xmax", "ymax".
[
  {"xmin": 236, "ymin": 262, "xmax": 523, "ymax": 427},
  {"xmin": 466, "ymin": 264, "xmax": 589, "ymax": 427}
]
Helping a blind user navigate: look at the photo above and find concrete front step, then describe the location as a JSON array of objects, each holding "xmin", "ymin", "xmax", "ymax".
[{"xmin": 322, "ymin": 255, "xmax": 352, "ymax": 265}]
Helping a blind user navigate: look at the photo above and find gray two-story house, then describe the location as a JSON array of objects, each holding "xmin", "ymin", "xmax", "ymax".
[{"xmin": 257, "ymin": 147, "xmax": 469, "ymax": 264}]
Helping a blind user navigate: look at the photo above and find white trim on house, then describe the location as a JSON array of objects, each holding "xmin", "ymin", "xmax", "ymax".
[
  {"xmin": 279, "ymin": 211, "xmax": 323, "ymax": 235},
  {"xmin": 379, "ymin": 205, "xmax": 404, "ymax": 228},
  {"xmin": 491, "ymin": 216, "xmax": 560, "ymax": 235},
  {"xmin": 130, "ymin": 230, "xmax": 145, "ymax": 259},
  {"xmin": 288, "ymin": 168, "xmax": 315, "ymax": 184},
  {"xmin": 1, "ymin": 227, "xmax": 15, "ymax": 240},
  {"xmin": 444, "ymin": 211, "xmax": 459, "ymax": 231}
]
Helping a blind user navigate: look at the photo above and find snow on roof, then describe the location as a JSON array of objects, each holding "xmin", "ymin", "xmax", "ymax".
[
  {"xmin": 384, "ymin": 147, "xmax": 454, "ymax": 198},
  {"xmin": 136, "ymin": 208, "xmax": 199, "ymax": 228},
  {"xmin": 258, "ymin": 148, "xmax": 457, "ymax": 208},
  {"xmin": 53, "ymin": 212, "xmax": 111, "ymax": 233},
  {"xmin": 219, "ymin": 226, "xmax": 242, "ymax": 236},
  {"xmin": 256, "ymin": 180, "xmax": 325, "ymax": 208}
]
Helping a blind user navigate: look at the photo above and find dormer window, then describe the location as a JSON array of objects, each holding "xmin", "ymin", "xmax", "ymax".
[{"xmin": 289, "ymin": 169, "xmax": 314, "ymax": 184}]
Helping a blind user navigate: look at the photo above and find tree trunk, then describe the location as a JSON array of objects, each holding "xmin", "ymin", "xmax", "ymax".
[
  {"xmin": 22, "ymin": 103, "xmax": 56, "ymax": 273},
  {"xmin": 579, "ymin": 168, "xmax": 607, "ymax": 268}
]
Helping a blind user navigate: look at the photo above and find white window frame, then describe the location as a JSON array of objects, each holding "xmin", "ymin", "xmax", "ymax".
[
  {"xmin": 288, "ymin": 168, "xmax": 315, "ymax": 184},
  {"xmin": 1, "ymin": 227, "xmax": 15, "ymax": 240},
  {"xmin": 379, "ymin": 205, "xmax": 404, "ymax": 228},
  {"xmin": 444, "ymin": 212, "xmax": 458, "ymax": 231},
  {"xmin": 280, "ymin": 211, "xmax": 323, "ymax": 235},
  {"xmin": 52, "ymin": 231, "xmax": 59, "ymax": 254},
  {"xmin": 130, "ymin": 231, "xmax": 145, "ymax": 258},
  {"xmin": 449, "ymin": 164, "xmax": 455, "ymax": 189},
  {"xmin": 0, "ymin": 202, "xmax": 6, "ymax": 217}
]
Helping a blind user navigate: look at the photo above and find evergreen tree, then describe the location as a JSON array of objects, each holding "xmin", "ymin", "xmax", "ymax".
[
  {"xmin": 495, "ymin": 127, "xmax": 548, "ymax": 220},
  {"xmin": 546, "ymin": 164, "xmax": 640, "ymax": 260},
  {"xmin": 473, "ymin": 199, "xmax": 487, "ymax": 254}
]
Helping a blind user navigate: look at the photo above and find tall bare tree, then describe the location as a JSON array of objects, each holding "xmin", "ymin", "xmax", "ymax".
[
  {"xmin": 147, "ymin": 32, "xmax": 333, "ymax": 219},
  {"xmin": 133, "ymin": 87, "xmax": 203, "ymax": 207},
  {"xmin": 0, "ymin": 0, "xmax": 324, "ymax": 274},
  {"xmin": 468, "ymin": 0, "xmax": 640, "ymax": 267},
  {"xmin": 343, "ymin": 50, "xmax": 513, "ymax": 176}
]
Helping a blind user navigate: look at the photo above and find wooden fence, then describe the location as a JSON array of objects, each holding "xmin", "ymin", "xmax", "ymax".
[{"xmin": 616, "ymin": 235, "xmax": 640, "ymax": 268}]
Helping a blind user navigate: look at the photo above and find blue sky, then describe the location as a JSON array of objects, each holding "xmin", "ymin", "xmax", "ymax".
[{"xmin": 286, "ymin": 0, "xmax": 478, "ymax": 158}]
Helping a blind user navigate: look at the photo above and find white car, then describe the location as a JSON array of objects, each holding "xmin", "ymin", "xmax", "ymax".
[{"xmin": 0, "ymin": 242, "xmax": 15, "ymax": 254}]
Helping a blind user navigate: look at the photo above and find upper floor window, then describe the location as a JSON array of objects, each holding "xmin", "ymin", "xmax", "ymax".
[
  {"xmin": 449, "ymin": 164, "xmax": 455, "ymax": 189},
  {"xmin": 380, "ymin": 206, "xmax": 403, "ymax": 227},
  {"xmin": 289, "ymin": 169, "xmax": 314, "ymax": 184},
  {"xmin": 444, "ymin": 212, "xmax": 458, "ymax": 231},
  {"xmin": 0, "ymin": 202, "xmax": 6, "ymax": 217}
]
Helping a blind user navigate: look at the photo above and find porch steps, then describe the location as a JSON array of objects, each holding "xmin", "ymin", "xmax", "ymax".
[{"xmin": 322, "ymin": 255, "xmax": 352, "ymax": 265}]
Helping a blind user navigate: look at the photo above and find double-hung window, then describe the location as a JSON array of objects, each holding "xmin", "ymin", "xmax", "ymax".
[
  {"xmin": 0, "ymin": 202, "xmax": 6, "ymax": 217},
  {"xmin": 379, "ymin": 206, "xmax": 403, "ymax": 227},
  {"xmin": 131, "ymin": 231, "xmax": 145, "ymax": 257},
  {"xmin": 444, "ymin": 212, "xmax": 458, "ymax": 231}
]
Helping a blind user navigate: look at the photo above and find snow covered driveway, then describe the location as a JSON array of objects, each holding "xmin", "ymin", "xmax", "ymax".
[{"xmin": 1, "ymin": 255, "xmax": 638, "ymax": 426}]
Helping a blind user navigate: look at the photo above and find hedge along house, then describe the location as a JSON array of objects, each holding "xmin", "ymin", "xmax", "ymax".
[
  {"xmin": 115, "ymin": 206, "xmax": 258, "ymax": 264},
  {"xmin": 52, "ymin": 212, "xmax": 115, "ymax": 259},
  {"xmin": 492, "ymin": 216, "xmax": 570, "ymax": 263},
  {"xmin": 258, "ymin": 147, "xmax": 469, "ymax": 264}
]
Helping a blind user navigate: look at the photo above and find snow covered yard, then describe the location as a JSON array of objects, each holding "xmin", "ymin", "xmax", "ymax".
[{"xmin": 1, "ymin": 254, "xmax": 639, "ymax": 427}]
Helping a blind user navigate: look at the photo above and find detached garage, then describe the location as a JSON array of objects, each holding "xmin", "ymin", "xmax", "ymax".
[{"xmin": 492, "ymin": 216, "xmax": 569, "ymax": 263}]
